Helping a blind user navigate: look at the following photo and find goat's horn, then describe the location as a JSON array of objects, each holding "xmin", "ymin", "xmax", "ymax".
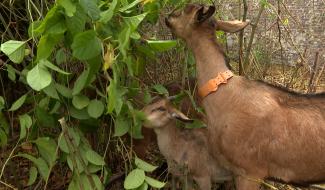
[{"xmin": 167, "ymin": 95, "xmax": 177, "ymax": 100}]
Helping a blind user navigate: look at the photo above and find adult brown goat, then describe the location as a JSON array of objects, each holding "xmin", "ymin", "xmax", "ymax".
[{"xmin": 165, "ymin": 3, "xmax": 325, "ymax": 190}]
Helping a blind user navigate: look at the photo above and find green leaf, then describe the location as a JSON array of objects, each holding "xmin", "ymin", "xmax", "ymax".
[
  {"xmin": 99, "ymin": 0, "xmax": 118, "ymax": 23},
  {"xmin": 107, "ymin": 81, "xmax": 117, "ymax": 114},
  {"xmin": 135, "ymin": 157, "xmax": 158, "ymax": 172},
  {"xmin": 43, "ymin": 82, "xmax": 60, "ymax": 100},
  {"xmin": 92, "ymin": 175, "xmax": 104, "ymax": 190},
  {"xmin": 0, "ymin": 112, "xmax": 9, "ymax": 134},
  {"xmin": 124, "ymin": 13, "xmax": 147, "ymax": 31},
  {"xmin": 137, "ymin": 182, "xmax": 148, "ymax": 190},
  {"xmin": 40, "ymin": 59, "xmax": 70, "ymax": 75},
  {"xmin": 143, "ymin": 88, "xmax": 152, "ymax": 104},
  {"xmin": 152, "ymin": 84, "xmax": 168, "ymax": 95},
  {"xmin": 27, "ymin": 166, "xmax": 38, "ymax": 186},
  {"xmin": 68, "ymin": 179, "xmax": 78, "ymax": 190},
  {"xmin": 124, "ymin": 169, "xmax": 145, "ymax": 189},
  {"xmin": 19, "ymin": 114, "xmax": 32, "ymax": 129},
  {"xmin": 0, "ymin": 96, "xmax": 5, "ymax": 111},
  {"xmin": 27, "ymin": 64, "xmax": 52, "ymax": 91},
  {"xmin": 36, "ymin": 34, "xmax": 63, "ymax": 61},
  {"xmin": 58, "ymin": 134, "xmax": 69, "ymax": 153},
  {"xmin": 69, "ymin": 106, "xmax": 90, "ymax": 120},
  {"xmin": 65, "ymin": 6, "xmax": 87, "ymax": 35},
  {"xmin": 9, "ymin": 94, "xmax": 27, "ymax": 111},
  {"xmin": 87, "ymin": 164, "xmax": 102, "ymax": 173},
  {"xmin": 72, "ymin": 30, "xmax": 102, "ymax": 60},
  {"xmin": 130, "ymin": 31, "xmax": 141, "ymax": 39},
  {"xmin": 72, "ymin": 95, "xmax": 90, "ymax": 109},
  {"xmin": 0, "ymin": 40, "xmax": 26, "ymax": 63},
  {"xmin": 107, "ymin": 81, "xmax": 127, "ymax": 115},
  {"xmin": 57, "ymin": 0, "xmax": 76, "ymax": 17},
  {"xmin": 0, "ymin": 129, "xmax": 8, "ymax": 147},
  {"xmin": 119, "ymin": 0, "xmax": 142, "ymax": 12},
  {"xmin": 49, "ymin": 101, "xmax": 61, "ymax": 114},
  {"xmin": 72, "ymin": 69, "xmax": 89, "ymax": 95},
  {"xmin": 66, "ymin": 156, "xmax": 73, "ymax": 171},
  {"xmin": 125, "ymin": 57, "xmax": 134, "ymax": 76},
  {"xmin": 86, "ymin": 55, "xmax": 102, "ymax": 86},
  {"xmin": 55, "ymin": 48, "xmax": 66, "ymax": 65},
  {"xmin": 19, "ymin": 114, "xmax": 32, "ymax": 140},
  {"xmin": 6, "ymin": 64, "xmax": 16, "ymax": 81},
  {"xmin": 118, "ymin": 27, "xmax": 131, "ymax": 58},
  {"xmin": 67, "ymin": 127, "xmax": 81, "ymax": 147},
  {"xmin": 49, "ymin": 21, "xmax": 67, "ymax": 35},
  {"xmin": 32, "ymin": 5, "xmax": 66, "ymax": 37},
  {"xmin": 38, "ymin": 96, "xmax": 50, "ymax": 109},
  {"xmin": 185, "ymin": 119, "xmax": 207, "ymax": 129},
  {"xmin": 114, "ymin": 116, "xmax": 130, "ymax": 137},
  {"xmin": 145, "ymin": 176, "xmax": 165, "ymax": 189},
  {"xmin": 79, "ymin": 0, "xmax": 100, "ymax": 21},
  {"xmin": 34, "ymin": 137, "xmax": 57, "ymax": 166},
  {"xmin": 19, "ymin": 122, "xmax": 27, "ymax": 140},
  {"xmin": 85, "ymin": 149, "xmax": 105, "ymax": 165},
  {"xmin": 55, "ymin": 83, "xmax": 73, "ymax": 98},
  {"xmin": 18, "ymin": 153, "xmax": 50, "ymax": 180},
  {"xmin": 87, "ymin": 100, "xmax": 104, "ymax": 119},
  {"xmin": 80, "ymin": 173, "xmax": 92, "ymax": 189},
  {"xmin": 35, "ymin": 106, "xmax": 57, "ymax": 128},
  {"xmin": 147, "ymin": 40, "xmax": 177, "ymax": 52}
]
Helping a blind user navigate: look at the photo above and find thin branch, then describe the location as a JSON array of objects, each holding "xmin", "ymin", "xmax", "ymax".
[
  {"xmin": 238, "ymin": 0, "xmax": 248, "ymax": 76},
  {"xmin": 243, "ymin": 4, "xmax": 265, "ymax": 72}
]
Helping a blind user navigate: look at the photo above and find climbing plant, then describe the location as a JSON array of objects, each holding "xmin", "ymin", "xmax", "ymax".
[{"xmin": 0, "ymin": 0, "xmax": 184, "ymax": 189}]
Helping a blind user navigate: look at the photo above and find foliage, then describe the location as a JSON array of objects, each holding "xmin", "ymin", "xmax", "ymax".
[
  {"xmin": 124, "ymin": 157, "xmax": 165, "ymax": 189},
  {"xmin": 0, "ymin": 0, "xmax": 180, "ymax": 189}
]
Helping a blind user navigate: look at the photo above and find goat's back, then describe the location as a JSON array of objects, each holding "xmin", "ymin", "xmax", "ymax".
[{"xmin": 204, "ymin": 77, "xmax": 325, "ymax": 183}]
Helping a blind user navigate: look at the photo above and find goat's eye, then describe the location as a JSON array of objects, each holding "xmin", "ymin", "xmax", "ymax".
[
  {"xmin": 171, "ymin": 10, "xmax": 181, "ymax": 17},
  {"xmin": 152, "ymin": 107, "xmax": 167, "ymax": 112}
]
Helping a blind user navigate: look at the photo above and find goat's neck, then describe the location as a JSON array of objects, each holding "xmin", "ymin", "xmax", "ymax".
[
  {"xmin": 188, "ymin": 36, "xmax": 229, "ymax": 86},
  {"xmin": 153, "ymin": 122, "xmax": 183, "ymax": 156}
]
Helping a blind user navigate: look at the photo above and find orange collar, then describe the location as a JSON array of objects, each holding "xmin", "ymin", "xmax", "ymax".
[{"xmin": 198, "ymin": 70, "xmax": 234, "ymax": 98}]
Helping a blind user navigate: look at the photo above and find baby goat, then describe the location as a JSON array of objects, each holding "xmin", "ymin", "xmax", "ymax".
[{"xmin": 142, "ymin": 98, "xmax": 231, "ymax": 190}]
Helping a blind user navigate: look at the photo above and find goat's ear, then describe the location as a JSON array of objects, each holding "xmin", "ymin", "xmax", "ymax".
[
  {"xmin": 196, "ymin": 6, "xmax": 216, "ymax": 23},
  {"xmin": 216, "ymin": 20, "xmax": 250, "ymax": 33},
  {"xmin": 169, "ymin": 108, "xmax": 194, "ymax": 123}
]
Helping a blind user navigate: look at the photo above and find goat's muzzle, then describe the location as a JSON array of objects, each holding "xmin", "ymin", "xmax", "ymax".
[{"xmin": 165, "ymin": 17, "xmax": 171, "ymax": 28}]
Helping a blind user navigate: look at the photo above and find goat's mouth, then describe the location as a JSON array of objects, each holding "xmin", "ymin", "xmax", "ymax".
[{"xmin": 165, "ymin": 17, "xmax": 171, "ymax": 28}]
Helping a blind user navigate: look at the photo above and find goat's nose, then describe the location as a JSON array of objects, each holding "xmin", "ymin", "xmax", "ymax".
[{"xmin": 165, "ymin": 17, "xmax": 171, "ymax": 28}]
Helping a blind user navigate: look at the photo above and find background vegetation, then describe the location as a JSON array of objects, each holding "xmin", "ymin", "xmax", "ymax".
[{"xmin": 0, "ymin": 0, "xmax": 324, "ymax": 190}]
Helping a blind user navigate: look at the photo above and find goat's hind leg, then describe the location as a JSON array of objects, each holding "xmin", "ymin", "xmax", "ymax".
[{"xmin": 235, "ymin": 176, "xmax": 260, "ymax": 190}]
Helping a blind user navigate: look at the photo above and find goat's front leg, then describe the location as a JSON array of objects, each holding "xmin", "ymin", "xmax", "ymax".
[
  {"xmin": 235, "ymin": 176, "xmax": 260, "ymax": 190},
  {"xmin": 193, "ymin": 176, "xmax": 211, "ymax": 190}
]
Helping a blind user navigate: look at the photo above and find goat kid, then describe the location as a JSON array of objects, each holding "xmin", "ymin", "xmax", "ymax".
[
  {"xmin": 166, "ymin": 4, "xmax": 325, "ymax": 190},
  {"xmin": 142, "ymin": 98, "xmax": 232, "ymax": 190},
  {"xmin": 133, "ymin": 78, "xmax": 203, "ymax": 160}
]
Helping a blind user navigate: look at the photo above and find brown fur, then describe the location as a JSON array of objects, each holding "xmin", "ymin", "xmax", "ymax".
[
  {"xmin": 133, "ymin": 79, "xmax": 204, "ymax": 160},
  {"xmin": 142, "ymin": 98, "xmax": 232, "ymax": 190},
  {"xmin": 166, "ymin": 3, "xmax": 325, "ymax": 190}
]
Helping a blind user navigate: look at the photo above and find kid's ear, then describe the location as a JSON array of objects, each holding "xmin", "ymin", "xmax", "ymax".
[{"xmin": 169, "ymin": 107, "xmax": 194, "ymax": 123}]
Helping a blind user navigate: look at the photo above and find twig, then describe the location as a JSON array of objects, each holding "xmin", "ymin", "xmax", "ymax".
[
  {"xmin": 243, "ymin": 3, "xmax": 265, "ymax": 72},
  {"xmin": 0, "ymin": 140, "xmax": 20, "ymax": 180},
  {"xmin": 0, "ymin": 180, "xmax": 17, "ymax": 190},
  {"xmin": 276, "ymin": 0, "xmax": 285, "ymax": 77},
  {"xmin": 310, "ymin": 184, "xmax": 325, "ymax": 190},
  {"xmin": 238, "ymin": 0, "xmax": 248, "ymax": 76},
  {"xmin": 307, "ymin": 52, "xmax": 319, "ymax": 93}
]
